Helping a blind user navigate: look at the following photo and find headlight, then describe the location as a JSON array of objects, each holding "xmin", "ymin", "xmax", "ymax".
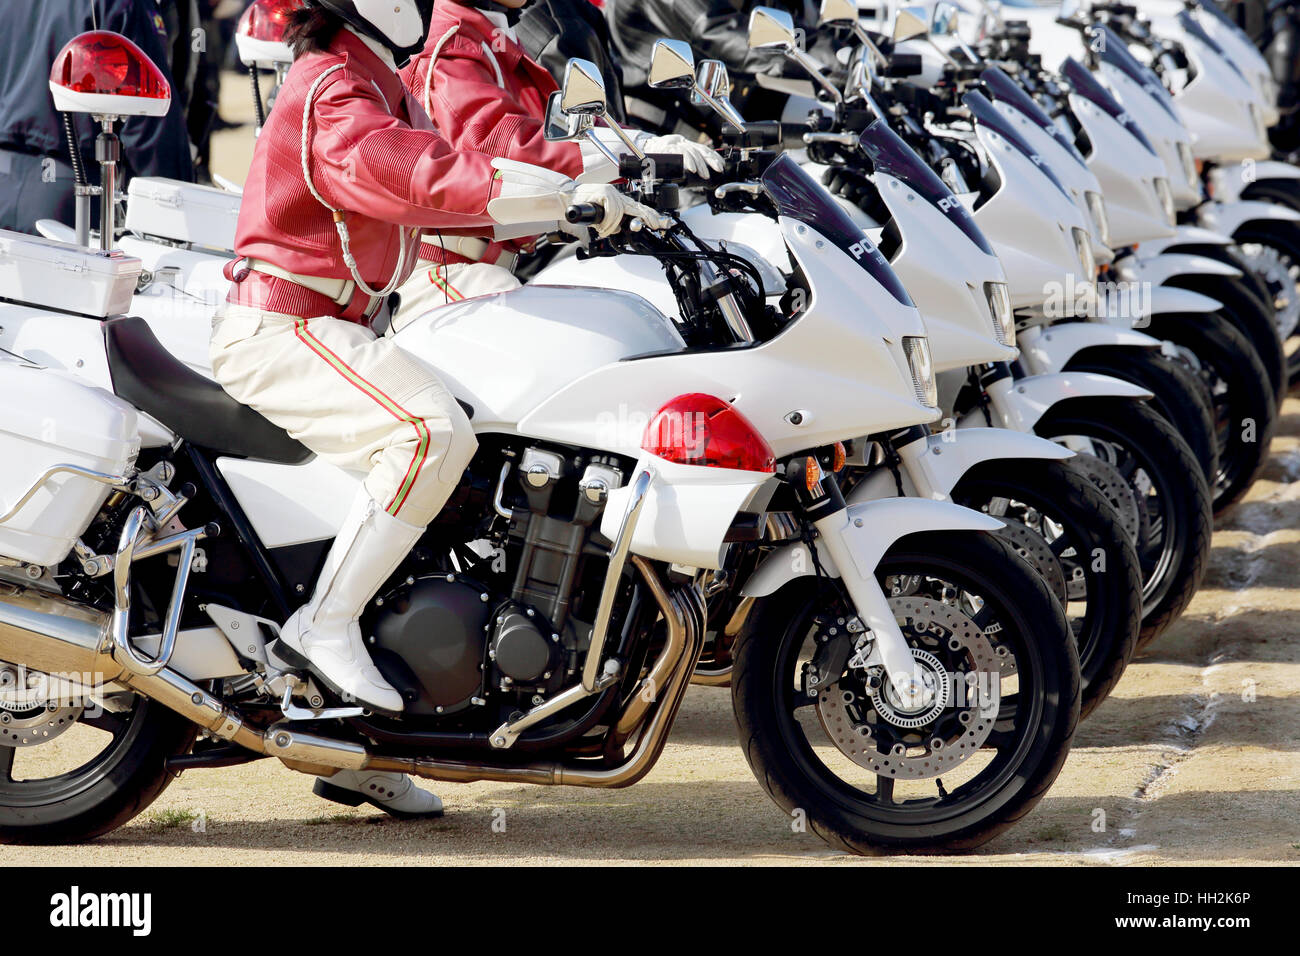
[
  {"xmin": 984, "ymin": 281, "xmax": 1014, "ymax": 346},
  {"xmin": 1176, "ymin": 141, "xmax": 1198, "ymax": 191},
  {"xmin": 902, "ymin": 335, "xmax": 938, "ymax": 408},
  {"xmin": 1072, "ymin": 227, "xmax": 1096, "ymax": 282},
  {"xmin": 1153, "ymin": 177, "xmax": 1175, "ymax": 226},
  {"xmin": 1085, "ymin": 191, "xmax": 1111, "ymax": 248}
]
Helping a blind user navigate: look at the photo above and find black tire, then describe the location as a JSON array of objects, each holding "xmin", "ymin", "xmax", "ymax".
[
  {"xmin": 1241, "ymin": 179, "xmax": 1300, "ymax": 215},
  {"xmin": 1145, "ymin": 311, "xmax": 1276, "ymax": 512},
  {"xmin": 732, "ymin": 531, "xmax": 1080, "ymax": 854},
  {"xmin": 0, "ymin": 695, "xmax": 198, "ymax": 844},
  {"xmin": 952, "ymin": 459, "xmax": 1142, "ymax": 719},
  {"xmin": 1034, "ymin": 398, "xmax": 1213, "ymax": 647},
  {"xmin": 1066, "ymin": 347, "xmax": 1219, "ymax": 487},
  {"xmin": 1229, "ymin": 221, "xmax": 1300, "ymax": 388},
  {"xmin": 1160, "ymin": 274, "xmax": 1286, "ymax": 407}
]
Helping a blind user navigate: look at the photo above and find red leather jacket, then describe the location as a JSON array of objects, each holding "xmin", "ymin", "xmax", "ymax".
[
  {"xmin": 232, "ymin": 29, "xmax": 502, "ymax": 316},
  {"xmin": 400, "ymin": 2, "xmax": 584, "ymax": 263}
]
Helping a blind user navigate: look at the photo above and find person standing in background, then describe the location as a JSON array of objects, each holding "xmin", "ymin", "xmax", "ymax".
[{"xmin": 0, "ymin": 0, "xmax": 194, "ymax": 234}]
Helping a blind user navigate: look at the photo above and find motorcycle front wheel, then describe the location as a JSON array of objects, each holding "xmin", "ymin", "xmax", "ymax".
[
  {"xmin": 732, "ymin": 530, "xmax": 1079, "ymax": 854},
  {"xmin": 1144, "ymin": 311, "xmax": 1276, "ymax": 513},
  {"xmin": 1034, "ymin": 397, "xmax": 1213, "ymax": 646},
  {"xmin": 951, "ymin": 458, "xmax": 1142, "ymax": 719},
  {"xmin": 1066, "ymin": 347, "xmax": 1219, "ymax": 487}
]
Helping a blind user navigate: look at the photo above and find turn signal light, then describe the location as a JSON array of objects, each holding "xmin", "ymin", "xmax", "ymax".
[
  {"xmin": 804, "ymin": 456, "xmax": 823, "ymax": 492},
  {"xmin": 831, "ymin": 442, "xmax": 846, "ymax": 472},
  {"xmin": 642, "ymin": 394, "xmax": 776, "ymax": 473}
]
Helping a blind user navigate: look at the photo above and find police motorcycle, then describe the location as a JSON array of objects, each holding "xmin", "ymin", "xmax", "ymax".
[
  {"xmin": 567, "ymin": 8, "xmax": 1208, "ymax": 652},
  {"xmin": 905, "ymin": 3, "xmax": 1278, "ymax": 514},
  {"xmin": 539, "ymin": 38, "xmax": 1141, "ymax": 716},
  {"xmin": 1025, "ymin": 0, "xmax": 1300, "ymax": 388},
  {"xmin": 0, "ymin": 34, "xmax": 1079, "ymax": 852}
]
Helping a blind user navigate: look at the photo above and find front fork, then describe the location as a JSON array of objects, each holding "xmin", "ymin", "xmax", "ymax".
[{"xmin": 788, "ymin": 459, "xmax": 925, "ymax": 707}]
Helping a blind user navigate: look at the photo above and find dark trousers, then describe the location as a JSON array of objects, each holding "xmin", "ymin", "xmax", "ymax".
[{"xmin": 0, "ymin": 148, "xmax": 77, "ymax": 234}]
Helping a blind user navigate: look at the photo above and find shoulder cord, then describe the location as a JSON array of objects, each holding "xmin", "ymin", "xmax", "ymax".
[
  {"xmin": 421, "ymin": 25, "xmax": 462, "ymax": 115},
  {"xmin": 300, "ymin": 63, "xmax": 410, "ymax": 300}
]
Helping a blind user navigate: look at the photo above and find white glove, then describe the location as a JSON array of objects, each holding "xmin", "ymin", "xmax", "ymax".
[
  {"xmin": 570, "ymin": 184, "xmax": 673, "ymax": 238},
  {"xmin": 486, "ymin": 158, "xmax": 671, "ymax": 240},
  {"xmin": 637, "ymin": 132, "xmax": 726, "ymax": 178}
]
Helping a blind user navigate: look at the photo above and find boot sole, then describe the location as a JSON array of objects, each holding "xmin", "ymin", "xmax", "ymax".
[
  {"xmin": 313, "ymin": 778, "xmax": 444, "ymax": 820},
  {"xmin": 268, "ymin": 638, "xmax": 403, "ymax": 717}
]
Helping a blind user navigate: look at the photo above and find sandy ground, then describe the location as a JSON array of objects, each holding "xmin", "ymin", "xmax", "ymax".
[{"xmin": 4, "ymin": 80, "xmax": 1296, "ymax": 866}]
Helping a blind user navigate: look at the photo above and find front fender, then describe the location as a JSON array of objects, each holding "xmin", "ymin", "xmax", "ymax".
[
  {"xmin": 861, "ymin": 428, "xmax": 1074, "ymax": 501},
  {"xmin": 1208, "ymin": 161, "xmax": 1300, "ymax": 203},
  {"xmin": 1198, "ymin": 199, "xmax": 1300, "ymax": 237},
  {"xmin": 973, "ymin": 371, "xmax": 1153, "ymax": 432},
  {"xmin": 741, "ymin": 498, "xmax": 1002, "ymax": 598},
  {"xmin": 1138, "ymin": 226, "xmax": 1234, "ymax": 257},
  {"xmin": 1142, "ymin": 286, "xmax": 1224, "ymax": 318},
  {"xmin": 1019, "ymin": 322, "xmax": 1160, "ymax": 374},
  {"xmin": 1118, "ymin": 252, "xmax": 1241, "ymax": 285}
]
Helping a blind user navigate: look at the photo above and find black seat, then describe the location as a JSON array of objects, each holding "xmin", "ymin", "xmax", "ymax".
[{"xmin": 104, "ymin": 316, "xmax": 312, "ymax": 464}]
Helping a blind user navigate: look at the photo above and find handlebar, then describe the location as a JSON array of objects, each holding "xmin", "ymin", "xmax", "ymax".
[{"xmin": 565, "ymin": 203, "xmax": 603, "ymax": 225}]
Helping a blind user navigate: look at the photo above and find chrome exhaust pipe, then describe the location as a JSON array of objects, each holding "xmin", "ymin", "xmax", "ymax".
[
  {"xmin": 0, "ymin": 585, "xmax": 369, "ymax": 773},
  {"xmin": 0, "ymin": 584, "xmax": 122, "ymax": 682}
]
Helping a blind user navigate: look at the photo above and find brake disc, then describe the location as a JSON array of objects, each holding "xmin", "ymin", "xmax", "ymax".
[
  {"xmin": 816, "ymin": 596, "xmax": 1000, "ymax": 781},
  {"xmin": 993, "ymin": 518, "xmax": 1068, "ymax": 604},
  {"xmin": 1070, "ymin": 452, "xmax": 1143, "ymax": 546},
  {"xmin": 0, "ymin": 666, "xmax": 84, "ymax": 747},
  {"xmin": 1238, "ymin": 242, "xmax": 1300, "ymax": 339}
]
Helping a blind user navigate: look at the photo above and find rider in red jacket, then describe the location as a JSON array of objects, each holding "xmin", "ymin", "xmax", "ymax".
[
  {"xmin": 213, "ymin": 0, "xmax": 665, "ymax": 819},
  {"xmin": 391, "ymin": 0, "xmax": 722, "ymax": 320}
]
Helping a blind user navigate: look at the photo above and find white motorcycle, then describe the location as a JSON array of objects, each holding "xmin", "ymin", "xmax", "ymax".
[{"xmin": 0, "ymin": 41, "xmax": 1078, "ymax": 853}]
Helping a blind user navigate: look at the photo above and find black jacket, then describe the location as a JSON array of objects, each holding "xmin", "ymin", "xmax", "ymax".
[
  {"xmin": 0, "ymin": 0, "xmax": 192, "ymax": 182},
  {"xmin": 516, "ymin": 0, "xmax": 629, "ymax": 123},
  {"xmin": 601, "ymin": 0, "xmax": 830, "ymax": 136}
]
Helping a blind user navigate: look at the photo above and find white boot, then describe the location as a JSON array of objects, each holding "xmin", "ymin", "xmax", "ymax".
[
  {"xmin": 277, "ymin": 489, "xmax": 421, "ymax": 712},
  {"xmin": 313, "ymin": 770, "xmax": 444, "ymax": 819}
]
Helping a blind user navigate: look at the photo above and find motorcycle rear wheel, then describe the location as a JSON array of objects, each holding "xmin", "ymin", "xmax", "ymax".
[{"xmin": 0, "ymin": 690, "xmax": 196, "ymax": 845}]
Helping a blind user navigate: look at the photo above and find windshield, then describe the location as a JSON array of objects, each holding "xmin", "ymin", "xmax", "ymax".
[
  {"xmin": 1088, "ymin": 24, "xmax": 1182, "ymax": 121},
  {"xmin": 1176, "ymin": 9, "xmax": 1244, "ymax": 78},
  {"xmin": 1061, "ymin": 57, "xmax": 1158, "ymax": 154},
  {"xmin": 761, "ymin": 153, "xmax": 913, "ymax": 307},
  {"xmin": 858, "ymin": 119, "xmax": 994, "ymax": 256},
  {"xmin": 963, "ymin": 90, "xmax": 1073, "ymax": 200},
  {"xmin": 982, "ymin": 66, "xmax": 1088, "ymax": 166}
]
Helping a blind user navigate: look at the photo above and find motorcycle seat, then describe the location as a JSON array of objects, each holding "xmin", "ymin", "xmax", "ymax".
[{"xmin": 103, "ymin": 316, "xmax": 312, "ymax": 464}]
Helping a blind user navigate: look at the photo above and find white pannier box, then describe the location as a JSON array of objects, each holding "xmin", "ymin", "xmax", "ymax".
[
  {"xmin": 0, "ymin": 230, "xmax": 141, "ymax": 318},
  {"xmin": 124, "ymin": 177, "xmax": 241, "ymax": 251},
  {"xmin": 0, "ymin": 363, "xmax": 140, "ymax": 567}
]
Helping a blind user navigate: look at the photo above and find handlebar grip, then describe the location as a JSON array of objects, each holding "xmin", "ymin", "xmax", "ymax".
[
  {"xmin": 618, "ymin": 153, "xmax": 686, "ymax": 182},
  {"xmin": 565, "ymin": 203, "xmax": 603, "ymax": 225}
]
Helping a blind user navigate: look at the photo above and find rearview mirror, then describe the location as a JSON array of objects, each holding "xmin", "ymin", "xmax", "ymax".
[
  {"xmin": 560, "ymin": 59, "xmax": 608, "ymax": 115},
  {"xmin": 648, "ymin": 39, "xmax": 696, "ymax": 90},
  {"xmin": 818, "ymin": 0, "xmax": 859, "ymax": 26},
  {"xmin": 932, "ymin": 1, "xmax": 960, "ymax": 36},
  {"xmin": 693, "ymin": 60, "xmax": 732, "ymax": 103},
  {"xmin": 892, "ymin": 6, "xmax": 930, "ymax": 43},
  {"xmin": 748, "ymin": 7, "xmax": 798, "ymax": 49},
  {"xmin": 543, "ymin": 90, "xmax": 593, "ymax": 142}
]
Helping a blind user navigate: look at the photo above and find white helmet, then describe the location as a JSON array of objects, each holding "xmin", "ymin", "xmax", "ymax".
[{"xmin": 309, "ymin": 0, "xmax": 433, "ymax": 62}]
